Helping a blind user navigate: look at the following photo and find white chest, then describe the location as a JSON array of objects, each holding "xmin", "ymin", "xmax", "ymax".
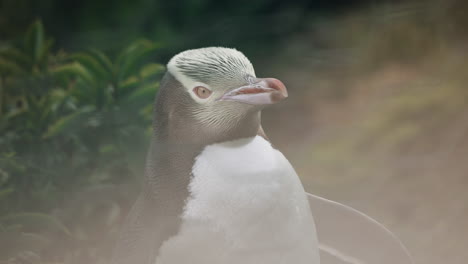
[{"xmin": 156, "ymin": 136, "xmax": 320, "ymax": 264}]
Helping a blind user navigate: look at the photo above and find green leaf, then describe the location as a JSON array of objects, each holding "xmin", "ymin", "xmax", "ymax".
[
  {"xmin": 119, "ymin": 82, "xmax": 158, "ymax": 108},
  {"xmin": 38, "ymin": 38, "xmax": 54, "ymax": 69},
  {"xmin": 0, "ymin": 168, "xmax": 9, "ymax": 184},
  {"xmin": 99, "ymin": 144, "xmax": 117, "ymax": 154},
  {"xmin": 0, "ymin": 212, "xmax": 71, "ymax": 237},
  {"xmin": 0, "ymin": 57, "xmax": 26, "ymax": 76},
  {"xmin": 140, "ymin": 63, "xmax": 165, "ymax": 79},
  {"xmin": 70, "ymin": 52, "xmax": 110, "ymax": 80},
  {"xmin": 118, "ymin": 76, "xmax": 140, "ymax": 98},
  {"xmin": 50, "ymin": 62, "xmax": 94, "ymax": 84},
  {"xmin": 88, "ymin": 48, "xmax": 114, "ymax": 77},
  {"xmin": 116, "ymin": 39, "xmax": 160, "ymax": 82},
  {"xmin": 140, "ymin": 103, "xmax": 154, "ymax": 120},
  {"xmin": 48, "ymin": 88, "xmax": 70, "ymax": 114},
  {"xmin": 43, "ymin": 105, "xmax": 95, "ymax": 138},
  {"xmin": 0, "ymin": 46, "xmax": 31, "ymax": 70},
  {"xmin": 2, "ymin": 152, "xmax": 16, "ymax": 158},
  {"xmin": 24, "ymin": 20, "xmax": 45, "ymax": 64}
]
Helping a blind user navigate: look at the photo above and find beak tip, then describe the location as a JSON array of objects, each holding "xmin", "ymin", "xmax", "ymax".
[
  {"xmin": 264, "ymin": 77, "xmax": 288, "ymax": 102},
  {"xmin": 272, "ymin": 90, "xmax": 288, "ymax": 103}
]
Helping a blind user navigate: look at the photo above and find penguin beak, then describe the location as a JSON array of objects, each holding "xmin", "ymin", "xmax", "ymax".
[{"xmin": 218, "ymin": 78, "xmax": 288, "ymax": 105}]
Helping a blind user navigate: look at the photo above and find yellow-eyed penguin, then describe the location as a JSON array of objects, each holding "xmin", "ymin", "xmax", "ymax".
[{"xmin": 111, "ymin": 47, "xmax": 414, "ymax": 264}]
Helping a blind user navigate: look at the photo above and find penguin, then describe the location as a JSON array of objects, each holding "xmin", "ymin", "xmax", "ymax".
[{"xmin": 111, "ymin": 47, "xmax": 414, "ymax": 264}]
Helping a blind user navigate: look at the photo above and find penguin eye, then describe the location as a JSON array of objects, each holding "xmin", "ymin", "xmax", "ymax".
[{"xmin": 193, "ymin": 86, "xmax": 212, "ymax": 99}]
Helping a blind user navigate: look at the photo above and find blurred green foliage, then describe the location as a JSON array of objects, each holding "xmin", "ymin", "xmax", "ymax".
[
  {"xmin": 0, "ymin": 0, "xmax": 369, "ymax": 61},
  {"xmin": 0, "ymin": 20, "xmax": 163, "ymax": 263}
]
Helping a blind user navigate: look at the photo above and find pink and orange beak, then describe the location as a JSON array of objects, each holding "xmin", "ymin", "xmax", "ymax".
[{"xmin": 219, "ymin": 78, "xmax": 288, "ymax": 105}]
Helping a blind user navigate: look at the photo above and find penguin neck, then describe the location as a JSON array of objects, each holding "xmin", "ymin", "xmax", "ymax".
[
  {"xmin": 216, "ymin": 111, "xmax": 262, "ymax": 142},
  {"xmin": 154, "ymin": 111, "xmax": 262, "ymax": 147}
]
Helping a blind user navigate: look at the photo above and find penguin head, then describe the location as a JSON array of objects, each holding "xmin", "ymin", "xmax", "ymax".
[
  {"xmin": 159, "ymin": 47, "xmax": 287, "ymax": 141},
  {"xmin": 167, "ymin": 47, "xmax": 287, "ymax": 107}
]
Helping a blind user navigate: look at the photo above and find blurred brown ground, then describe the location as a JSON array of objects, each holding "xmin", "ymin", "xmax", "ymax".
[{"xmin": 260, "ymin": 2, "xmax": 468, "ymax": 263}]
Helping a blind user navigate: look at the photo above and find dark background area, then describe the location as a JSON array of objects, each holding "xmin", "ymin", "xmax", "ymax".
[{"xmin": 2, "ymin": 0, "xmax": 378, "ymax": 58}]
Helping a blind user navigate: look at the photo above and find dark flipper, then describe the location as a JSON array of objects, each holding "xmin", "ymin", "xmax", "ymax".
[
  {"xmin": 110, "ymin": 194, "xmax": 160, "ymax": 264},
  {"xmin": 111, "ymin": 141, "xmax": 192, "ymax": 264}
]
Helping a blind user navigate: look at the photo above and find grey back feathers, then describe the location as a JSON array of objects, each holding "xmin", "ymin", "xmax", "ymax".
[{"xmin": 111, "ymin": 74, "xmax": 205, "ymax": 264}]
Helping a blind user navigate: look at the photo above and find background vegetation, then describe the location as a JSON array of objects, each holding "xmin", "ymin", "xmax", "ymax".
[
  {"xmin": 0, "ymin": 20, "xmax": 165, "ymax": 263},
  {"xmin": 1, "ymin": 0, "xmax": 467, "ymax": 263}
]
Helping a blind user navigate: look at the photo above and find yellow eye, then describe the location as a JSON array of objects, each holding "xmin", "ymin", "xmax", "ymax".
[{"xmin": 194, "ymin": 86, "xmax": 212, "ymax": 99}]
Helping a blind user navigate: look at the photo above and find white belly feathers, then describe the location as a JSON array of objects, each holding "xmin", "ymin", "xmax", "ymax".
[{"xmin": 155, "ymin": 136, "xmax": 320, "ymax": 264}]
